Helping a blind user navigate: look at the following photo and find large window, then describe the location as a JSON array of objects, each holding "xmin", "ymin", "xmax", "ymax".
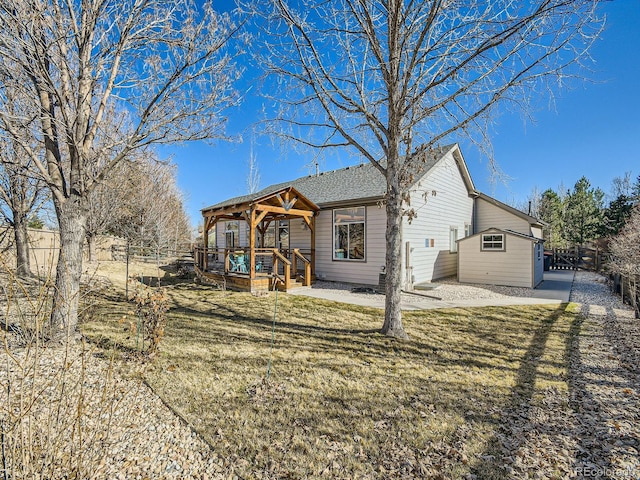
[
  {"xmin": 333, "ymin": 207, "xmax": 365, "ymax": 261},
  {"xmin": 481, "ymin": 233, "xmax": 505, "ymax": 251}
]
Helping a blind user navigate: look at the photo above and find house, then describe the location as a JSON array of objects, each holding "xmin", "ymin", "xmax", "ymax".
[{"xmin": 196, "ymin": 144, "xmax": 545, "ymax": 291}]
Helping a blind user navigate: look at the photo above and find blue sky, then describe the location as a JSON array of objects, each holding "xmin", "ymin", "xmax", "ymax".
[{"xmin": 165, "ymin": 1, "xmax": 640, "ymax": 227}]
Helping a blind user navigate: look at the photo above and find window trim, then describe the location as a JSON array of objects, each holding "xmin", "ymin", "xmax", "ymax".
[
  {"xmin": 332, "ymin": 206, "xmax": 366, "ymax": 262},
  {"xmin": 449, "ymin": 226, "xmax": 459, "ymax": 253},
  {"xmin": 481, "ymin": 233, "xmax": 505, "ymax": 251}
]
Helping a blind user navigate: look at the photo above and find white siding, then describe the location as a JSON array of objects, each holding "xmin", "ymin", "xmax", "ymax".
[
  {"xmin": 475, "ymin": 198, "xmax": 531, "ymax": 235},
  {"xmin": 314, "ymin": 205, "xmax": 386, "ymax": 285},
  {"xmin": 458, "ymin": 230, "xmax": 535, "ymax": 288},
  {"xmin": 402, "ymin": 151, "xmax": 474, "ymax": 285}
]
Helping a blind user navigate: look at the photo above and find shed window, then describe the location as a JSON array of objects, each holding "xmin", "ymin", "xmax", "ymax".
[
  {"xmin": 333, "ymin": 207, "xmax": 365, "ymax": 260},
  {"xmin": 481, "ymin": 233, "xmax": 504, "ymax": 251}
]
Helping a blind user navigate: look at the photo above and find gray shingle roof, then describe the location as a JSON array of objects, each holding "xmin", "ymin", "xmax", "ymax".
[{"xmin": 203, "ymin": 145, "xmax": 456, "ymax": 212}]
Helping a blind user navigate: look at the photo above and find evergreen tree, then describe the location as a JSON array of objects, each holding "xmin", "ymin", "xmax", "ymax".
[
  {"xmin": 538, "ymin": 189, "xmax": 565, "ymax": 248},
  {"xmin": 601, "ymin": 194, "xmax": 633, "ymax": 237},
  {"xmin": 563, "ymin": 177, "xmax": 604, "ymax": 245}
]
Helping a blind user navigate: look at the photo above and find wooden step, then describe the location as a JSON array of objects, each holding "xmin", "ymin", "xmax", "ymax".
[{"xmin": 276, "ymin": 280, "xmax": 307, "ymax": 292}]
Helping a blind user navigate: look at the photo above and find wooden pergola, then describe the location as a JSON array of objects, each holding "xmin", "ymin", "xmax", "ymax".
[{"xmin": 195, "ymin": 186, "xmax": 319, "ymax": 292}]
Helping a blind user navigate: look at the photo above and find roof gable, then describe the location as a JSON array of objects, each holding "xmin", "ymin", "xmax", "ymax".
[
  {"xmin": 202, "ymin": 186, "xmax": 319, "ymax": 218},
  {"xmin": 475, "ymin": 192, "xmax": 546, "ymax": 228},
  {"xmin": 203, "ymin": 144, "xmax": 464, "ymax": 212},
  {"xmin": 459, "ymin": 227, "xmax": 543, "ymax": 243}
]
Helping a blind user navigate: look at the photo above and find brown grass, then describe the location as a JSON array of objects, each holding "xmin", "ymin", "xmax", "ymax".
[{"xmin": 82, "ymin": 261, "xmax": 578, "ymax": 479}]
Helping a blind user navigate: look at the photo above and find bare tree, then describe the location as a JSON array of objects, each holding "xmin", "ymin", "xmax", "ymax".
[
  {"xmin": 609, "ymin": 205, "xmax": 640, "ymax": 318},
  {"xmin": 246, "ymin": 141, "xmax": 261, "ymax": 194},
  {"xmin": 0, "ymin": 125, "xmax": 47, "ymax": 277},
  {"xmin": 247, "ymin": 0, "xmax": 602, "ymax": 338},
  {"xmin": 111, "ymin": 157, "xmax": 191, "ymax": 259},
  {"xmin": 516, "ymin": 186, "xmax": 543, "ymax": 218},
  {"xmin": 84, "ymin": 160, "xmax": 134, "ymax": 262},
  {"xmin": 0, "ymin": 0, "xmax": 240, "ymax": 340}
]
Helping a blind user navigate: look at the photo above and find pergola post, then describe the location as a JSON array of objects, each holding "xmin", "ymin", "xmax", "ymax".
[
  {"xmin": 310, "ymin": 214, "xmax": 316, "ymax": 279},
  {"xmin": 203, "ymin": 217, "xmax": 209, "ymax": 271},
  {"xmin": 249, "ymin": 208, "xmax": 256, "ymax": 280}
]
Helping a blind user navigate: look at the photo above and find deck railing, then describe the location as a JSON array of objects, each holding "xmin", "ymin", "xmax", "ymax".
[{"xmin": 193, "ymin": 246, "xmax": 313, "ymax": 289}]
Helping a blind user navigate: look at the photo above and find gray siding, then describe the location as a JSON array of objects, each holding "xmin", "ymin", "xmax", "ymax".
[
  {"xmin": 475, "ymin": 198, "xmax": 531, "ymax": 236},
  {"xmin": 533, "ymin": 242, "xmax": 544, "ymax": 287},
  {"xmin": 402, "ymin": 151, "xmax": 474, "ymax": 285},
  {"xmin": 458, "ymin": 231, "xmax": 535, "ymax": 288},
  {"xmin": 289, "ymin": 219, "xmax": 312, "ymax": 251},
  {"xmin": 314, "ymin": 205, "xmax": 386, "ymax": 285},
  {"xmin": 214, "ymin": 220, "xmax": 248, "ymax": 248}
]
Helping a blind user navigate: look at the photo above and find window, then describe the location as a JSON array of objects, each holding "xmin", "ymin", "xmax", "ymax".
[
  {"xmin": 225, "ymin": 221, "xmax": 238, "ymax": 249},
  {"xmin": 255, "ymin": 221, "xmax": 289, "ymax": 249},
  {"xmin": 449, "ymin": 227, "xmax": 458, "ymax": 253},
  {"xmin": 278, "ymin": 221, "xmax": 289, "ymax": 250},
  {"xmin": 481, "ymin": 233, "xmax": 504, "ymax": 251},
  {"xmin": 333, "ymin": 207, "xmax": 365, "ymax": 260},
  {"xmin": 225, "ymin": 231, "xmax": 235, "ymax": 248},
  {"xmin": 262, "ymin": 223, "xmax": 276, "ymax": 248},
  {"xmin": 464, "ymin": 223, "xmax": 472, "ymax": 237}
]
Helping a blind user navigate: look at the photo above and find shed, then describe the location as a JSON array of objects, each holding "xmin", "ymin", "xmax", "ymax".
[{"xmin": 457, "ymin": 228, "xmax": 544, "ymax": 288}]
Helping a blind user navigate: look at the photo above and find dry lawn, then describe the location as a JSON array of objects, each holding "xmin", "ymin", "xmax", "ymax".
[{"xmin": 82, "ymin": 261, "xmax": 578, "ymax": 479}]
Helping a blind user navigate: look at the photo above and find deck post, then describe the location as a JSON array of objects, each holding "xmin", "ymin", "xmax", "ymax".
[
  {"xmin": 284, "ymin": 261, "xmax": 291, "ymax": 290},
  {"xmin": 310, "ymin": 214, "xmax": 316, "ymax": 279},
  {"xmin": 203, "ymin": 219, "xmax": 209, "ymax": 271},
  {"xmin": 249, "ymin": 208, "xmax": 256, "ymax": 281},
  {"xmin": 292, "ymin": 249, "xmax": 298, "ymax": 279}
]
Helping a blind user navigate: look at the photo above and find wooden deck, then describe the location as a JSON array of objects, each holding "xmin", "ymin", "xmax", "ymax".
[
  {"xmin": 195, "ymin": 251, "xmax": 312, "ymax": 293},
  {"xmin": 194, "ymin": 266, "xmax": 272, "ymax": 292}
]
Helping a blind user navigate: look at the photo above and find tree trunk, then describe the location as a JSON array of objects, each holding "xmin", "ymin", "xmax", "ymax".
[
  {"xmin": 50, "ymin": 196, "xmax": 88, "ymax": 341},
  {"xmin": 381, "ymin": 173, "xmax": 408, "ymax": 339},
  {"xmin": 13, "ymin": 212, "xmax": 32, "ymax": 277}
]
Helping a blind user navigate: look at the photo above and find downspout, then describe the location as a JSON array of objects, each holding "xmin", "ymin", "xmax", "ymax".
[{"xmin": 405, "ymin": 240, "xmax": 413, "ymax": 291}]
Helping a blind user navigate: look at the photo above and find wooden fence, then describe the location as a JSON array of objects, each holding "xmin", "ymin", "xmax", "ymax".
[
  {"xmin": 0, "ymin": 227, "xmax": 125, "ymax": 275},
  {"xmin": 548, "ymin": 246, "xmax": 605, "ymax": 271},
  {"xmin": 610, "ymin": 273, "xmax": 640, "ymax": 319}
]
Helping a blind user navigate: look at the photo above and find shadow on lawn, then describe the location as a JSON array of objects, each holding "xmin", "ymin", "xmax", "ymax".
[
  {"xmin": 566, "ymin": 305, "xmax": 640, "ymax": 478},
  {"xmin": 470, "ymin": 303, "xmax": 569, "ymax": 479},
  {"xmin": 87, "ymin": 285, "xmax": 592, "ymax": 478},
  {"xmin": 165, "ymin": 296, "xmax": 554, "ymax": 380}
]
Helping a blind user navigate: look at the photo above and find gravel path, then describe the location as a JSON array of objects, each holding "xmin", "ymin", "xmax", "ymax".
[
  {"xmin": 293, "ymin": 278, "xmax": 553, "ymax": 308},
  {"xmin": 495, "ymin": 271, "xmax": 640, "ymax": 479},
  {"xmin": 2, "ymin": 271, "xmax": 638, "ymax": 479},
  {"xmin": 311, "ymin": 278, "xmax": 536, "ymax": 301}
]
